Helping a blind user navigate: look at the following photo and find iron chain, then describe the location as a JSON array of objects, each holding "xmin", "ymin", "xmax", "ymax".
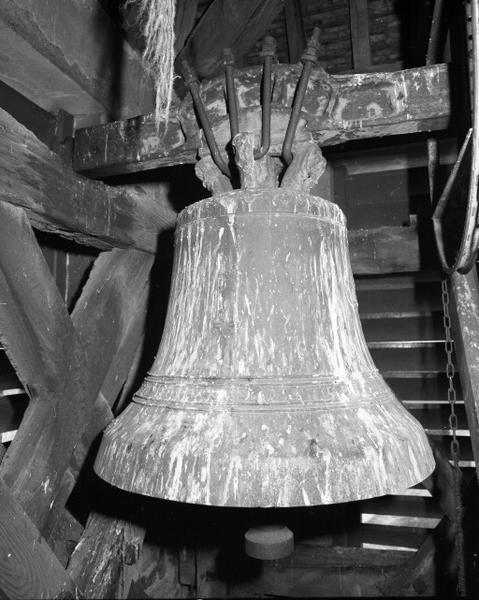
[{"xmin": 441, "ymin": 278, "xmax": 467, "ymax": 595}]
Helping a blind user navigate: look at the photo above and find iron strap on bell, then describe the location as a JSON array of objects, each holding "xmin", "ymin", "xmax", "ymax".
[{"xmin": 94, "ymin": 31, "xmax": 434, "ymax": 508}]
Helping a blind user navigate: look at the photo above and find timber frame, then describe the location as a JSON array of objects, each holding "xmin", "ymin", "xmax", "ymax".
[{"xmin": 1, "ymin": 1, "xmax": 479, "ymax": 598}]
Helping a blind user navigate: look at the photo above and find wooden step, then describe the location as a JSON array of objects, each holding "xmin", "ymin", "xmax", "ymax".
[
  {"xmin": 407, "ymin": 404, "xmax": 468, "ymax": 432},
  {"xmin": 354, "ymin": 271, "xmax": 442, "ymax": 291},
  {"xmin": 362, "ymin": 315, "xmax": 444, "ymax": 343},
  {"xmin": 0, "ymin": 374, "xmax": 24, "ymax": 397},
  {"xmin": 385, "ymin": 375, "xmax": 462, "ymax": 401},
  {"xmin": 354, "ymin": 523, "xmax": 429, "ymax": 550},
  {"xmin": 359, "ymin": 495, "xmax": 442, "ymax": 520},
  {"xmin": 357, "ymin": 285, "xmax": 442, "ymax": 319},
  {"xmin": 370, "ymin": 344, "xmax": 445, "ymax": 372},
  {"xmin": 428, "ymin": 435, "xmax": 474, "ymax": 462}
]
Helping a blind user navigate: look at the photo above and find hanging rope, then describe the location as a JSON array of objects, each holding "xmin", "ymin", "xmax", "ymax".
[{"xmin": 126, "ymin": 0, "xmax": 176, "ymax": 126}]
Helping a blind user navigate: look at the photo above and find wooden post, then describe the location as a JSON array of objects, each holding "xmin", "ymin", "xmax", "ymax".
[
  {"xmin": 68, "ymin": 512, "xmax": 145, "ymax": 599},
  {"xmin": 349, "ymin": 0, "xmax": 372, "ymax": 71},
  {"xmin": 0, "ymin": 201, "xmax": 156, "ymax": 536},
  {"xmin": 449, "ymin": 269, "xmax": 479, "ymax": 482},
  {"xmin": 0, "ymin": 479, "xmax": 75, "ymax": 599}
]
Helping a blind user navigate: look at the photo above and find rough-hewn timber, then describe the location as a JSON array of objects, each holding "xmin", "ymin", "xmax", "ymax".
[
  {"xmin": 202, "ymin": 544, "xmax": 409, "ymax": 597},
  {"xmin": 349, "ymin": 225, "xmax": 421, "ymax": 274},
  {"xmin": 0, "ymin": 474, "xmax": 75, "ymax": 599},
  {"xmin": 0, "ymin": 0, "xmax": 154, "ymax": 121},
  {"xmin": 73, "ymin": 64, "xmax": 451, "ymax": 177},
  {"xmin": 0, "ymin": 206, "xmax": 154, "ymax": 534},
  {"xmin": 0, "ymin": 202, "xmax": 87, "ymax": 531},
  {"xmin": 0, "ymin": 108, "xmax": 176, "ymax": 252},
  {"xmin": 43, "ymin": 247, "xmax": 155, "ymax": 543},
  {"xmin": 68, "ymin": 512, "xmax": 145, "ymax": 599},
  {"xmin": 450, "ymin": 270, "xmax": 479, "ymax": 481}
]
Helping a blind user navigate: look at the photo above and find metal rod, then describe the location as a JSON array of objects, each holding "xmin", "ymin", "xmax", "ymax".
[
  {"xmin": 426, "ymin": 0, "xmax": 447, "ymax": 205},
  {"xmin": 223, "ymin": 48, "xmax": 240, "ymax": 141},
  {"xmin": 282, "ymin": 27, "xmax": 320, "ymax": 165},
  {"xmin": 181, "ymin": 59, "xmax": 231, "ymax": 178},
  {"xmin": 426, "ymin": 0, "xmax": 446, "ymax": 65},
  {"xmin": 254, "ymin": 36, "xmax": 276, "ymax": 160}
]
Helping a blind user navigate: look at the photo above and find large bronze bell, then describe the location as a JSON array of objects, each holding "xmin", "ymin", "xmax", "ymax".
[{"xmin": 94, "ymin": 134, "xmax": 435, "ymax": 507}]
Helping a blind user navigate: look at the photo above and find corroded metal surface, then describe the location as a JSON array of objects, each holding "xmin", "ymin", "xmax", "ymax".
[{"xmin": 95, "ymin": 188, "xmax": 434, "ymax": 507}]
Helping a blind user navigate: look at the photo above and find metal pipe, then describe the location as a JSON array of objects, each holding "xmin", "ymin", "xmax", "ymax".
[
  {"xmin": 223, "ymin": 48, "xmax": 240, "ymax": 141},
  {"xmin": 181, "ymin": 59, "xmax": 231, "ymax": 178},
  {"xmin": 254, "ymin": 36, "xmax": 276, "ymax": 160},
  {"xmin": 282, "ymin": 27, "xmax": 321, "ymax": 165}
]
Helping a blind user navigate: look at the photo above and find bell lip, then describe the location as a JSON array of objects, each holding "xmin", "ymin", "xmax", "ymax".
[
  {"xmin": 94, "ymin": 395, "xmax": 436, "ymax": 508},
  {"xmin": 94, "ymin": 463, "xmax": 435, "ymax": 509}
]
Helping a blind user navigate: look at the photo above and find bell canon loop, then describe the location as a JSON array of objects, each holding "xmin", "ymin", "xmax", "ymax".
[{"xmin": 94, "ymin": 187, "xmax": 435, "ymax": 507}]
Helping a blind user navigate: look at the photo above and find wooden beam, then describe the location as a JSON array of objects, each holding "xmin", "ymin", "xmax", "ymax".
[
  {"xmin": 0, "ymin": 202, "xmax": 78, "ymax": 402},
  {"xmin": 0, "ymin": 210, "xmax": 154, "ymax": 533},
  {"xmin": 349, "ymin": 225, "xmax": 420, "ymax": 274},
  {"xmin": 218, "ymin": 544, "xmax": 409, "ymax": 597},
  {"xmin": 73, "ymin": 63, "xmax": 451, "ymax": 177},
  {"xmin": 349, "ymin": 0, "xmax": 372, "ymax": 71},
  {"xmin": 0, "ymin": 478, "xmax": 75, "ymax": 600},
  {"xmin": 0, "ymin": 0, "xmax": 154, "ymax": 120},
  {"xmin": 449, "ymin": 269, "xmax": 479, "ymax": 482},
  {"xmin": 284, "ymin": 0, "xmax": 306, "ymax": 63},
  {"xmin": 45, "ymin": 248, "xmax": 154, "ymax": 530},
  {"xmin": 381, "ymin": 517, "xmax": 456, "ymax": 596},
  {"xmin": 68, "ymin": 512, "xmax": 145, "ymax": 599},
  {"xmin": 0, "ymin": 108, "xmax": 176, "ymax": 253},
  {"xmin": 177, "ymin": 0, "xmax": 284, "ymax": 79},
  {"xmin": 0, "ymin": 203, "xmax": 90, "ymax": 531},
  {"xmin": 43, "ymin": 248, "xmax": 154, "ymax": 541}
]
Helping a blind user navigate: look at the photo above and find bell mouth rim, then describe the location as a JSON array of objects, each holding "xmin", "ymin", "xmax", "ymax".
[{"xmin": 94, "ymin": 398, "xmax": 435, "ymax": 508}]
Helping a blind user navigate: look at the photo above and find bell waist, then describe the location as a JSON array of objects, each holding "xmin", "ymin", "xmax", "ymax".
[{"xmin": 133, "ymin": 371, "xmax": 393, "ymax": 413}]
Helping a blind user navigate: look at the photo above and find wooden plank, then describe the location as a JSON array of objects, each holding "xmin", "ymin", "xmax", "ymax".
[
  {"xmin": 43, "ymin": 249, "xmax": 154, "ymax": 541},
  {"xmin": 177, "ymin": 0, "xmax": 284, "ymax": 79},
  {"xmin": 450, "ymin": 270, "xmax": 479, "ymax": 481},
  {"xmin": 0, "ymin": 108, "xmax": 176, "ymax": 252},
  {"xmin": 0, "ymin": 478, "xmax": 75, "ymax": 600},
  {"xmin": 284, "ymin": 0, "xmax": 306, "ymax": 63},
  {"xmin": 349, "ymin": 0, "xmax": 372, "ymax": 70},
  {"xmin": 68, "ymin": 512, "xmax": 145, "ymax": 599},
  {"xmin": 357, "ymin": 283, "xmax": 442, "ymax": 318},
  {"xmin": 0, "ymin": 0, "xmax": 153, "ymax": 120},
  {"xmin": 73, "ymin": 63, "xmax": 451, "ymax": 177},
  {"xmin": 381, "ymin": 517, "xmax": 456, "ymax": 596},
  {"xmin": 0, "ymin": 236, "xmax": 154, "ymax": 533},
  {"xmin": 221, "ymin": 544, "xmax": 409, "ymax": 598},
  {"xmin": 0, "ymin": 203, "xmax": 77, "ymax": 398},
  {"xmin": 45, "ymin": 249, "xmax": 154, "ymax": 526},
  {"xmin": 361, "ymin": 314, "xmax": 444, "ymax": 342},
  {"xmin": 349, "ymin": 225, "xmax": 420, "ymax": 274},
  {"xmin": 0, "ymin": 203, "xmax": 89, "ymax": 531}
]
